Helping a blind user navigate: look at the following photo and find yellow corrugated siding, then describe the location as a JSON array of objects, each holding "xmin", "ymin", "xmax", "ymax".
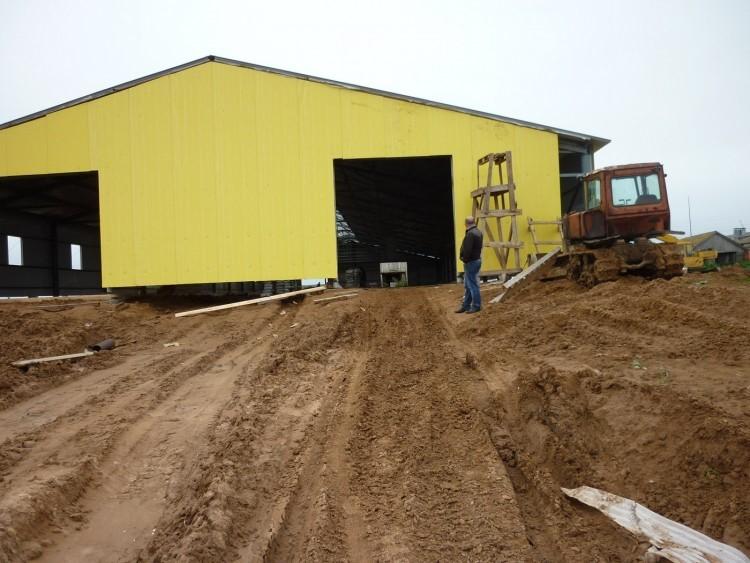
[
  {"xmin": 88, "ymin": 93, "xmax": 134, "ymax": 286},
  {"xmin": 0, "ymin": 61, "xmax": 562, "ymax": 287}
]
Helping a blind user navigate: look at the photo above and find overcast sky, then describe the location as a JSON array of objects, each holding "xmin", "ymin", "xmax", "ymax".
[{"xmin": 2, "ymin": 0, "xmax": 748, "ymax": 236}]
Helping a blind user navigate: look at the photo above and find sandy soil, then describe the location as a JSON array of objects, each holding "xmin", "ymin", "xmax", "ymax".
[{"xmin": 0, "ymin": 268, "xmax": 748, "ymax": 562}]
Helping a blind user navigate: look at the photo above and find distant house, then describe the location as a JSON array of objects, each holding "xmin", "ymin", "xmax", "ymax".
[
  {"xmin": 734, "ymin": 234, "xmax": 750, "ymax": 260},
  {"xmin": 681, "ymin": 231, "xmax": 745, "ymax": 265}
]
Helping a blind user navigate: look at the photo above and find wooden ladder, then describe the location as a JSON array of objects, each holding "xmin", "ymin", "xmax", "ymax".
[
  {"xmin": 527, "ymin": 217, "xmax": 566, "ymax": 263},
  {"xmin": 471, "ymin": 152, "xmax": 523, "ymax": 278}
]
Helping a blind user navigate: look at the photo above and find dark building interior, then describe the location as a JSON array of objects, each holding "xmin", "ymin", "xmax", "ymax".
[
  {"xmin": 0, "ymin": 171, "xmax": 103, "ymax": 297},
  {"xmin": 558, "ymin": 139, "xmax": 595, "ymax": 214},
  {"xmin": 334, "ymin": 156, "xmax": 456, "ymax": 287}
]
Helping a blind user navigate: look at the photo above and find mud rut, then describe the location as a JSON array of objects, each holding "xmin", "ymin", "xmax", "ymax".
[{"xmin": 1, "ymin": 286, "xmax": 748, "ymax": 562}]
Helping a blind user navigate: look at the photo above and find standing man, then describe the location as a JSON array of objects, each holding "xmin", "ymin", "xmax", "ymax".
[{"xmin": 457, "ymin": 216, "xmax": 483, "ymax": 313}]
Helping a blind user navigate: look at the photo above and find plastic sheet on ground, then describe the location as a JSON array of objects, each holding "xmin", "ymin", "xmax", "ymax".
[{"xmin": 562, "ymin": 485, "xmax": 749, "ymax": 563}]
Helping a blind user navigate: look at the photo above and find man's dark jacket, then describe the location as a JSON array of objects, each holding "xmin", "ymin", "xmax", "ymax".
[{"xmin": 460, "ymin": 226, "xmax": 483, "ymax": 263}]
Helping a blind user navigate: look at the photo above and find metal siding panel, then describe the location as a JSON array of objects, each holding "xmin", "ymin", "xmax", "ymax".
[
  {"xmin": 254, "ymin": 72, "xmax": 301, "ymax": 281},
  {"xmin": 212, "ymin": 64, "xmax": 259, "ymax": 282},
  {"xmin": 128, "ymin": 78, "xmax": 177, "ymax": 285},
  {"xmin": 341, "ymin": 92, "xmax": 388, "ymax": 158},
  {"xmin": 425, "ymin": 105, "xmax": 457, "ymax": 154},
  {"xmin": 171, "ymin": 65, "xmax": 218, "ymax": 285},
  {"xmin": 0, "ymin": 133, "xmax": 6, "ymax": 173},
  {"xmin": 88, "ymin": 94, "xmax": 136, "ymax": 287},
  {"xmin": 298, "ymin": 80, "xmax": 342, "ymax": 278},
  {"xmin": 46, "ymin": 105, "xmax": 92, "ymax": 172},
  {"xmin": 512, "ymin": 128, "xmax": 561, "ymax": 267},
  {"xmin": 3, "ymin": 119, "xmax": 49, "ymax": 175},
  {"xmin": 393, "ymin": 102, "xmax": 435, "ymax": 156},
  {"xmin": 449, "ymin": 115, "xmax": 477, "ymax": 269}
]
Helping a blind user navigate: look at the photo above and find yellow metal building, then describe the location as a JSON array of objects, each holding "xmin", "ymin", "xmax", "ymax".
[{"xmin": 0, "ymin": 56, "xmax": 607, "ymax": 295}]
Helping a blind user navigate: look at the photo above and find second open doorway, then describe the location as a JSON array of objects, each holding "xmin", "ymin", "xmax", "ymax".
[{"xmin": 333, "ymin": 155, "xmax": 456, "ymax": 287}]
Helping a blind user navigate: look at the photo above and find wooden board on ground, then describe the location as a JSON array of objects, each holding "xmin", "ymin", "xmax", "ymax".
[
  {"xmin": 0, "ymin": 294, "xmax": 112, "ymax": 305},
  {"xmin": 490, "ymin": 247, "xmax": 561, "ymax": 304},
  {"xmin": 174, "ymin": 287, "xmax": 325, "ymax": 318},
  {"xmin": 313, "ymin": 293, "xmax": 358, "ymax": 303},
  {"xmin": 12, "ymin": 350, "xmax": 95, "ymax": 368}
]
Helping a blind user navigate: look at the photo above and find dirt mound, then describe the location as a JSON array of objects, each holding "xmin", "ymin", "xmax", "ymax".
[
  {"xmin": 460, "ymin": 273, "xmax": 750, "ymax": 364},
  {"xmin": 0, "ymin": 299, "xmax": 201, "ymax": 409},
  {"xmin": 490, "ymin": 364, "xmax": 750, "ymax": 558}
]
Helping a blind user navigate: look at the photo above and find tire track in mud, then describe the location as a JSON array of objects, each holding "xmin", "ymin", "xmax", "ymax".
[
  {"xmin": 262, "ymin": 290, "xmax": 535, "ymax": 561},
  {"xmin": 342, "ymin": 291, "xmax": 532, "ymax": 562},
  {"xmin": 139, "ymin": 300, "xmax": 366, "ymax": 562},
  {"xmin": 0, "ymin": 352, "xmax": 164, "ymax": 444},
  {"xmin": 433, "ymin": 297, "xmax": 639, "ymax": 561},
  {"xmin": 0, "ymin": 350, "xmax": 191, "ymax": 482},
  {"xmin": 262, "ymin": 350, "xmax": 371, "ymax": 562},
  {"xmin": 0, "ymin": 307, "xmax": 279, "ymax": 562},
  {"xmin": 144, "ymin": 290, "xmax": 531, "ymax": 562},
  {"xmin": 36, "ymin": 333, "xmax": 280, "ymax": 563},
  {"xmin": 0, "ymin": 313, "xmax": 246, "ymax": 479}
]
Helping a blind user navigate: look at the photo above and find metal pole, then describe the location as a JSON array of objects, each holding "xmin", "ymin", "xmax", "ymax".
[
  {"xmin": 50, "ymin": 221, "xmax": 60, "ymax": 297},
  {"xmin": 688, "ymin": 196, "xmax": 693, "ymax": 237}
]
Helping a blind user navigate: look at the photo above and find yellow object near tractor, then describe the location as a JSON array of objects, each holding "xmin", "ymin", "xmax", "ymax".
[{"xmin": 658, "ymin": 234, "xmax": 718, "ymax": 270}]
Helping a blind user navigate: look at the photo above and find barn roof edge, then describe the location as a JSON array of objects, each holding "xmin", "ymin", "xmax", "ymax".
[{"xmin": 0, "ymin": 54, "xmax": 610, "ymax": 151}]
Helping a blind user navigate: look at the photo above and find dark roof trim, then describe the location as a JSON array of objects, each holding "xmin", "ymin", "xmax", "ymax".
[{"xmin": 0, "ymin": 55, "xmax": 610, "ymax": 151}]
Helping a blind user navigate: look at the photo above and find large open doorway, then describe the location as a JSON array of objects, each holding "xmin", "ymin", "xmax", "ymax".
[
  {"xmin": 0, "ymin": 171, "xmax": 103, "ymax": 297},
  {"xmin": 333, "ymin": 156, "xmax": 456, "ymax": 287}
]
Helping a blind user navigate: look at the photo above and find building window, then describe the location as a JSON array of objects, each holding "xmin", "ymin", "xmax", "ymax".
[
  {"xmin": 7, "ymin": 235, "xmax": 23, "ymax": 266},
  {"xmin": 71, "ymin": 244, "xmax": 82, "ymax": 270}
]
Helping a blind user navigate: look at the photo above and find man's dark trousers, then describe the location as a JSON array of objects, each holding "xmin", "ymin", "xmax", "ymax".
[{"xmin": 462, "ymin": 258, "xmax": 482, "ymax": 311}]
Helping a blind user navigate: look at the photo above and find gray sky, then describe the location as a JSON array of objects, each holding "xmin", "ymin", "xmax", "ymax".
[{"xmin": 2, "ymin": 0, "xmax": 748, "ymax": 236}]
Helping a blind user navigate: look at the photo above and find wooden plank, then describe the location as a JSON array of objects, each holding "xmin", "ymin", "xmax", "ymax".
[
  {"xmin": 12, "ymin": 350, "xmax": 95, "ymax": 368},
  {"xmin": 503, "ymin": 247, "xmax": 560, "ymax": 290},
  {"xmin": 175, "ymin": 287, "xmax": 325, "ymax": 318},
  {"xmin": 490, "ymin": 247, "xmax": 561, "ymax": 304},
  {"xmin": 0, "ymin": 294, "xmax": 112, "ymax": 305},
  {"xmin": 481, "ymin": 216, "xmax": 505, "ymax": 267},
  {"xmin": 313, "ymin": 292, "xmax": 358, "ymax": 303},
  {"xmin": 480, "ymin": 209, "xmax": 522, "ymax": 217},
  {"xmin": 470, "ymin": 184, "xmax": 513, "ymax": 198},
  {"xmin": 485, "ymin": 241, "xmax": 523, "ymax": 248}
]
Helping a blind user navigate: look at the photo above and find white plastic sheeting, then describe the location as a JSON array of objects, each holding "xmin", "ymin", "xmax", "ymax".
[{"xmin": 562, "ymin": 486, "xmax": 749, "ymax": 563}]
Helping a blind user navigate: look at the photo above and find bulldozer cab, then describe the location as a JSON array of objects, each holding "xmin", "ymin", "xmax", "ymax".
[{"xmin": 565, "ymin": 163, "xmax": 671, "ymax": 243}]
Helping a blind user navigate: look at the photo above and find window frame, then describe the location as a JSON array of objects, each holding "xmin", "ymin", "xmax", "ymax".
[
  {"xmin": 70, "ymin": 243, "xmax": 83, "ymax": 271},
  {"xmin": 6, "ymin": 235, "xmax": 23, "ymax": 266},
  {"xmin": 584, "ymin": 177, "xmax": 602, "ymax": 210},
  {"xmin": 610, "ymin": 173, "xmax": 662, "ymax": 207}
]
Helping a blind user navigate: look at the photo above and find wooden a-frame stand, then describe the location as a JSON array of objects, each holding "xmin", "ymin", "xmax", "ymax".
[{"xmin": 471, "ymin": 152, "xmax": 523, "ymax": 279}]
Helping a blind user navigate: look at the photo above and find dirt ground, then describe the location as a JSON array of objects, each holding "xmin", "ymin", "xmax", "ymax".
[{"xmin": 0, "ymin": 268, "xmax": 748, "ymax": 562}]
